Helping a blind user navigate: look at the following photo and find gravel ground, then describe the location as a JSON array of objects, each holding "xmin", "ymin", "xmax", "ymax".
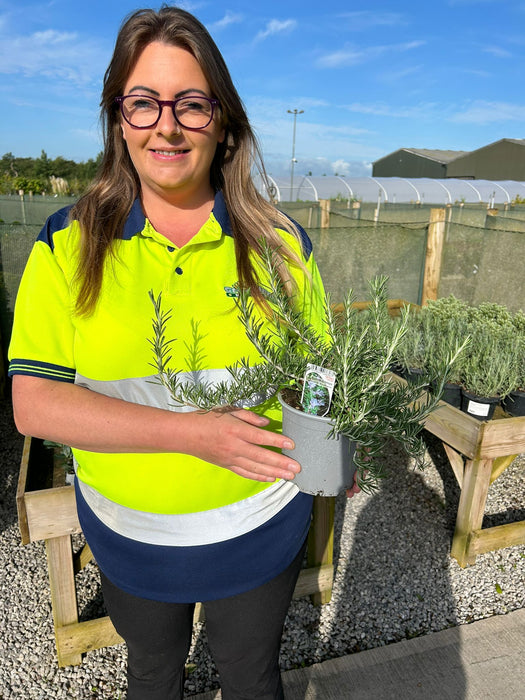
[{"xmin": 1, "ymin": 392, "xmax": 524, "ymax": 699}]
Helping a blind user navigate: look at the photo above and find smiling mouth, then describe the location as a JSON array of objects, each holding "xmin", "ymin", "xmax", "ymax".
[{"xmin": 152, "ymin": 149, "xmax": 190, "ymax": 156}]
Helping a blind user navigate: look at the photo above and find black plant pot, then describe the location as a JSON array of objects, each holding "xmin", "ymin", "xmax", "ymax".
[
  {"xmin": 404, "ymin": 367, "xmax": 430, "ymax": 387},
  {"xmin": 443, "ymin": 382, "xmax": 462, "ymax": 409},
  {"xmin": 431, "ymin": 380, "xmax": 462, "ymax": 409},
  {"xmin": 460, "ymin": 389, "xmax": 500, "ymax": 421},
  {"xmin": 501, "ymin": 390, "xmax": 525, "ymax": 417}
]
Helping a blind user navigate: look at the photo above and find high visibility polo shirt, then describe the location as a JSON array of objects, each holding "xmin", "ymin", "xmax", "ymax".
[{"xmin": 9, "ymin": 193, "xmax": 326, "ymax": 601}]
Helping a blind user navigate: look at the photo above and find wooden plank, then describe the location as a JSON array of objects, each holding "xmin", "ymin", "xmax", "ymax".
[
  {"xmin": 307, "ymin": 497, "xmax": 335, "ymax": 605},
  {"xmin": 478, "ymin": 416, "xmax": 525, "ymax": 459},
  {"xmin": 320, "ymin": 199, "xmax": 330, "ymax": 229},
  {"xmin": 469, "ymin": 521, "xmax": 525, "ymax": 556},
  {"xmin": 25, "ymin": 486, "xmax": 80, "ymax": 542},
  {"xmin": 451, "ymin": 458, "xmax": 493, "ymax": 567},
  {"xmin": 16, "ymin": 435, "xmax": 32, "ymax": 545},
  {"xmin": 55, "ymin": 616, "xmax": 123, "ymax": 665},
  {"xmin": 421, "ymin": 208, "xmax": 446, "ymax": 303},
  {"xmin": 387, "ymin": 373, "xmax": 482, "ymax": 458},
  {"xmin": 294, "ymin": 565, "xmax": 334, "ymax": 599},
  {"xmin": 490, "ymin": 455, "xmax": 518, "ymax": 484},
  {"xmin": 422, "ymin": 401, "xmax": 482, "ymax": 459},
  {"xmin": 332, "ymin": 299, "xmax": 416, "ymax": 316},
  {"xmin": 442, "ymin": 443, "xmax": 464, "ymax": 488},
  {"xmin": 46, "ymin": 536, "xmax": 82, "ymax": 666},
  {"xmin": 73, "ymin": 543, "xmax": 94, "ymax": 575}
]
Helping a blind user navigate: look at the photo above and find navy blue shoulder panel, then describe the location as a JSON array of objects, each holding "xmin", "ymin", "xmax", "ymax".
[
  {"xmin": 212, "ymin": 191, "xmax": 233, "ymax": 236},
  {"xmin": 37, "ymin": 199, "xmax": 147, "ymax": 249},
  {"xmin": 279, "ymin": 213, "xmax": 313, "ymax": 262},
  {"xmin": 37, "ymin": 205, "xmax": 73, "ymax": 250},
  {"xmin": 122, "ymin": 198, "xmax": 147, "ymax": 240}
]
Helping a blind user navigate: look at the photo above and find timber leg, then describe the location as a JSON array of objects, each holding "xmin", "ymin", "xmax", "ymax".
[
  {"xmin": 307, "ymin": 496, "xmax": 335, "ymax": 604},
  {"xmin": 451, "ymin": 457, "xmax": 493, "ymax": 567},
  {"xmin": 45, "ymin": 535, "xmax": 82, "ymax": 666}
]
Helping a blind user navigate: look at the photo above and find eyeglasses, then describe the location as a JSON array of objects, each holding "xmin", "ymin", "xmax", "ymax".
[{"xmin": 115, "ymin": 94, "xmax": 220, "ymax": 130}]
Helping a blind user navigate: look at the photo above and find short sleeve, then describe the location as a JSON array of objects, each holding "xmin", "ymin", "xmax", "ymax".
[{"xmin": 8, "ymin": 233, "xmax": 76, "ymax": 382}]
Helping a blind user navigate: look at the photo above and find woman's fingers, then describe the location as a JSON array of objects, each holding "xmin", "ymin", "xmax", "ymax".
[{"xmin": 184, "ymin": 408, "xmax": 301, "ymax": 482}]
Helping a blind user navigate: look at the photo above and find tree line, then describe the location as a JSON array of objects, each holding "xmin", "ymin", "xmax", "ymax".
[{"xmin": 0, "ymin": 150, "xmax": 103, "ymax": 196}]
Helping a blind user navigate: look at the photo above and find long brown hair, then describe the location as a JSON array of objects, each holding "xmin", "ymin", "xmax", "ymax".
[{"xmin": 71, "ymin": 5, "xmax": 306, "ymax": 315}]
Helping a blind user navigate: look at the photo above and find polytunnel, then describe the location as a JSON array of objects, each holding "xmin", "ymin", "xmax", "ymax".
[{"xmin": 253, "ymin": 174, "xmax": 525, "ymax": 205}]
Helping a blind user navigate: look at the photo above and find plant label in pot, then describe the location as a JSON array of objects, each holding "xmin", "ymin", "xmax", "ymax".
[
  {"xmin": 460, "ymin": 389, "xmax": 500, "ymax": 420},
  {"xmin": 279, "ymin": 392, "xmax": 356, "ymax": 497}
]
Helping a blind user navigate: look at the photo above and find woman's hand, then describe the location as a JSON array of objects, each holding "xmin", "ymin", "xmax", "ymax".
[
  {"xmin": 183, "ymin": 407, "xmax": 302, "ymax": 483},
  {"xmin": 346, "ymin": 446, "xmax": 370, "ymax": 498},
  {"xmin": 345, "ymin": 470, "xmax": 362, "ymax": 498}
]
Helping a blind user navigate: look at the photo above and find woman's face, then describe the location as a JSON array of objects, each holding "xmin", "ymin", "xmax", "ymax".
[{"xmin": 120, "ymin": 41, "xmax": 225, "ymax": 205}]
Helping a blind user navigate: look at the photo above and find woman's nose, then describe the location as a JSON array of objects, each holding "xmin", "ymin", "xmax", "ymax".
[{"xmin": 156, "ymin": 104, "xmax": 182, "ymax": 136}]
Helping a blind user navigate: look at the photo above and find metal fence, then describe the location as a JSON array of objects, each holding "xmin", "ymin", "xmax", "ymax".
[{"xmin": 1, "ymin": 198, "xmax": 524, "ymax": 366}]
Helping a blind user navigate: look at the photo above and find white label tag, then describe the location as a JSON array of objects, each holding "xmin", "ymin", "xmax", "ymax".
[
  {"xmin": 467, "ymin": 399, "xmax": 490, "ymax": 417},
  {"xmin": 301, "ymin": 363, "xmax": 336, "ymax": 417}
]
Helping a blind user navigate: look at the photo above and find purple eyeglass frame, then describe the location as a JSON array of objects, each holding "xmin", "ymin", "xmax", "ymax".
[{"xmin": 115, "ymin": 94, "xmax": 220, "ymax": 130}]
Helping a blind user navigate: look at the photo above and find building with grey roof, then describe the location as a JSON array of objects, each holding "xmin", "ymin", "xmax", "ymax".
[{"xmin": 372, "ymin": 139, "xmax": 525, "ymax": 181}]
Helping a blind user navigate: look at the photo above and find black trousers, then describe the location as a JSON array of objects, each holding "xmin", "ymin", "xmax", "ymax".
[{"xmin": 100, "ymin": 541, "xmax": 306, "ymax": 700}]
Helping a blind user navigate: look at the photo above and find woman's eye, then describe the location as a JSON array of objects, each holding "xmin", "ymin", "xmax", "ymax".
[
  {"xmin": 132, "ymin": 99, "xmax": 156, "ymax": 110},
  {"xmin": 179, "ymin": 99, "xmax": 207, "ymax": 112}
]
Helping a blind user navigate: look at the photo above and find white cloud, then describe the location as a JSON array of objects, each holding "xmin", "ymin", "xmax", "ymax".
[
  {"xmin": 377, "ymin": 65, "xmax": 423, "ymax": 83},
  {"xmin": 208, "ymin": 11, "xmax": 243, "ymax": 32},
  {"xmin": 462, "ymin": 68, "xmax": 492, "ymax": 78},
  {"xmin": 343, "ymin": 101, "xmax": 439, "ymax": 120},
  {"xmin": 483, "ymin": 45, "xmax": 512, "ymax": 58},
  {"xmin": 254, "ymin": 19, "xmax": 297, "ymax": 43},
  {"xmin": 450, "ymin": 100, "xmax": 525, "ymax": 124},
  {"xmin": 337, "ymin": 10, "xmax": 407, "ymax": 30},
  {"xmin": 0, "ymin": 27, "xmax": 107, "ymax": 85},
  {"xmin": 264, "ymin": 155, "xmax": 373, "ymax": 178},
  {"xmin": 317, "ymin": 40, "xmax": 425, "ymax": 69}
]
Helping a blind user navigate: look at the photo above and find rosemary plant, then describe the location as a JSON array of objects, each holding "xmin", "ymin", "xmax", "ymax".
[{"xmin": 149, "ymin": 246, "xmax": 463, "ymax": 492}]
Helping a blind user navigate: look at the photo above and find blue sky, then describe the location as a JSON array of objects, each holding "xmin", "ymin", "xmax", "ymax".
[{"xmin": 1, "ymin": 0, "xmax": 525, "ymax": 177}]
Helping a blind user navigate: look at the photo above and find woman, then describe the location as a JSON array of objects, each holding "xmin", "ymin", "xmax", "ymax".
[{"xmin": 9, "ymin": 7, "xmax": 358, "ymax": 699}]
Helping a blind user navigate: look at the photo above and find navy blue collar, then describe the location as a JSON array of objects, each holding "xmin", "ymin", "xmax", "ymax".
[{"xmin": 122, "ymin": 191, "xmax": 232, "ymax": 240}]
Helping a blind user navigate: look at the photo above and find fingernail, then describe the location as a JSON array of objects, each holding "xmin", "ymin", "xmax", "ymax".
[{"xmin": 283, "ymin": 440, "xmax": 294, "ymax": 449}]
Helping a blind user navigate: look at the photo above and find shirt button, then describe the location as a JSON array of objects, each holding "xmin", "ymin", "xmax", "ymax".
[
  {"xmin": 175, "ymin": 267, "xmax": 183, "ymax": 275},
  {"xmin": 167, "ymin": 246, "xmax": 175, "ymax": 253}
]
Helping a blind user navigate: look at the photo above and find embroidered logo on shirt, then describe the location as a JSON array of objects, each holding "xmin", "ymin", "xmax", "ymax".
[{"xmin": 224, "ymin": 285, "xmax": 239, "ymax": 298}]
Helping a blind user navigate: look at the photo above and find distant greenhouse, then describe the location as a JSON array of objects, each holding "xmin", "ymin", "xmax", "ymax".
[{"xmin": 254, "ymin": 175, "xmax": 525, "ymax": 206}]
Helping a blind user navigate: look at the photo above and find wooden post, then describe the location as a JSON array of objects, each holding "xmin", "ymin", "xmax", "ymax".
[
  {"xmin": 373, "ymin": 189, "xmax": 382, "ymax": 223},
  {"xmin": 450, "ymin": 457, "xmax": 493, "ymax": 567},
  {"xmin": 46, "ymin": 535, "xmax": 82, "ymax": 666},
  {"xmin": 421, "ymin": 207, "xmax": 446, "ymax": 304},
  {"xmin": 307, "ymin": 496, "xmax": 335, "ymax": 604},
  {"xmin": 319, "ymin": 199, "xmax": 331, "ymax": 229}
]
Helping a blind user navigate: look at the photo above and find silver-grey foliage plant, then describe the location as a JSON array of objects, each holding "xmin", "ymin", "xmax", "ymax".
[{"xmin": 149, "ymin": 245, "xmax": 464, "ymax": 492}]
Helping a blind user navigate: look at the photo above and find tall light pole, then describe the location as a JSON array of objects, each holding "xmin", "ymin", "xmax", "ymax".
[{"xmin": 287, "ymin": 108, "xmax": 303, "ymax": 202}]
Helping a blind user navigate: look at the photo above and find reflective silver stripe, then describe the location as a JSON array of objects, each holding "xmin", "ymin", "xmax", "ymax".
[
  {"xmin": 77, "ymin": 477, "xmax": 299, "ymax": 546},
  {"xmin": 74, "ymin": 370, "xmax": 271, "ymax": 410}
]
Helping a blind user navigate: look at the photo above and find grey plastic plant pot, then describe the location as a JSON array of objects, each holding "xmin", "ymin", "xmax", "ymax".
[{"xmin": 278, "ymin": 392, "xmax": 356, "ymax": 497}]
